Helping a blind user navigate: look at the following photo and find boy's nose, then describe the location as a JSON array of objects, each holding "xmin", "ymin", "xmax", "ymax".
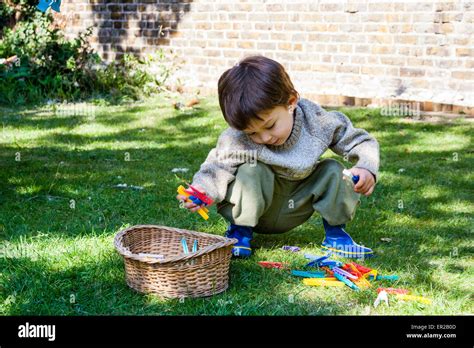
[{"xmin": 261, "ymin": 133, "xmax": 272, "ymax": 143}]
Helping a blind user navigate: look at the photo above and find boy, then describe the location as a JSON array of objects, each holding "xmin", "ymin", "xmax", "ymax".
[{"xmin": 177, "ymin": 55, "xmax": 379, "ymax": 259}]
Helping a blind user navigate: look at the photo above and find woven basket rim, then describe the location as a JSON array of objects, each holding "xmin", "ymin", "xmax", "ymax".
[{"xmin": 114, "ymin": 224, "xmax": 237, "ymax": 264}]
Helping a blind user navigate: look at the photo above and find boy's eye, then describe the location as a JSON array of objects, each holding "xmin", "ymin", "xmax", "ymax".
[{"xmin": 266, "ymin": 123, "xmax": 276, "ymax": 129}]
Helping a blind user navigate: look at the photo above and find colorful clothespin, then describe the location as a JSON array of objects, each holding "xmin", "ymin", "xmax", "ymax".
[
  {"xmin": 192, "ymin": 239, "xmax": 198, "ymax": 253},
  {"xmin": 306, "ymin": 259, "xmax": 342, "ymax": 268},
  {"xmin": 177, "ymin": 185, "xmax": 212, "ymax": 220},
  {"xmin": 343, "ymin": 263, "xmax": 364, "ymax": 279},
  {"xmin": 181, "ymin": 237, "xmax": 189, "ymax": 254},
  {"xmin": 363, "ymin": 269, "xmax": 378, "ymax": 280},
  {"xmin": 304, "ymin": 253, "xmax": 329, "ymax": 261},
  {"xmin": 282, "ymin": 245, "xmax": 300, "ymax": 252},
  {"xmin": 354, "ymin": 277, "xmax": 372, "ymax": 289},
  {"xmin": 320, "ymin": 266, "xmax": 334, "ymax": 276},
  {"xmin": 137, "ymin": 252, "xmax": 164, "ymax": 260},
  {"xmin": 396, "ymin": 294, "xmax": 432, "ymax": 305},
  {"xmin": 303, "ymin": 278, "xmax": 343, "ymax": 287},
  {"xmin": 377, "ymin": 287, "xmax": 409, "ymax": 295},
  {"xmin": 350, "ymin": 262, "xmax": 372, "ymax": 274},
  {"xmin": 342, "ymin": 169, "xmax": 360, "ymax": 184},
  {"xmin": 369, "ymin": 274, "xmax": 399, "ymax": 281},
  {"xmin": 334, "ymin": 272, "xmax": 360, "ymax": 291},
  {"xmin": 258, "ymin": 261, "xmax": 287, "ymax": 269},
  {"xmin": 37, "ymin": 0, "xmax": 62, "ymax": 13},
  {"xmin": 333, "ymin": 267, "xmax": 358, "ymax": 280},
  {"xmin": 374, "ymin": 290, "xmax": 389, "ymax": 308},
  {"xmin": 291, "ymin": 270, "xmax": 326, "ymax": 278}
]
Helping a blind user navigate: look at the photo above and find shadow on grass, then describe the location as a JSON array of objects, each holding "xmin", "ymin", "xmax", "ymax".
[
  {"xmin": 0, "ymin": 104, "xmax": 472, "ymax": 314},
  {"xmin": 1, "ymin": 249, "xmax": 349, "ymax": 315}
]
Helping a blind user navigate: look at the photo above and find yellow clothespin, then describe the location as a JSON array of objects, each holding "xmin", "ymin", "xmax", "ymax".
[
  {"xmin": 303, "ymin": 278, "xmax": 344, "ymax": 287},
  {"xmin": 354, "ymin": 277, "xmax": 372, "ymax": 289},
  {"xmin": 396, "ymin": 294, "xmax": 432, "ymax": 305},
  {"xmin": 363, "ymin": 269, "xmax": 378, "ymax": 280}
]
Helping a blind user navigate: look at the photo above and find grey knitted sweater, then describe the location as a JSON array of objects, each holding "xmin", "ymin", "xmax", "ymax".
[{"xmin": 192, "ymin": 98, "xmax": 380, "ymax": 204}]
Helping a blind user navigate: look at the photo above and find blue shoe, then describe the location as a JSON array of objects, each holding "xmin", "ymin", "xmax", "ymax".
[
  {"xmin": 225, "ymin": 223, "xmax": 253, "ymax": 258},
  {"xmin": 321, "ymin": 218, "xmax": 374, "ymax": 259}
]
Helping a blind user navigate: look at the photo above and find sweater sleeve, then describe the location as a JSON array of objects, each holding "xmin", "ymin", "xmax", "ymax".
[
  {"xmin": 326, "ymin": 110, "xmax": 380, "ymax": 181},
  {"xmin": 192, "ymin": 128, "xmax": 255, "ymax": 204}
]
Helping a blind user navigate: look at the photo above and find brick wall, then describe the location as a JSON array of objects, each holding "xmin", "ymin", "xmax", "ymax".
[{"xmin": 56, "ymin": 0, "xmax": 474, "ymax": 111}]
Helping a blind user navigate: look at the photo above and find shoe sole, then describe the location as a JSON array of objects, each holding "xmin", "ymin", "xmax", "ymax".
[{"xmin": 321, "ymin": 245, "xmax": 374, "ymax": 258}]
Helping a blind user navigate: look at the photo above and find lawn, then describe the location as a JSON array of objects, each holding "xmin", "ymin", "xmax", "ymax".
[{"xmin": 0, "ymin": 94, "xmax": 472, "ymax": 315}]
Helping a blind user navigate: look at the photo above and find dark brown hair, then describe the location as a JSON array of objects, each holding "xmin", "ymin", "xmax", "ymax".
[{"xmin": 217, "ymin": 55, "xmax": 299, "ymax": 130}]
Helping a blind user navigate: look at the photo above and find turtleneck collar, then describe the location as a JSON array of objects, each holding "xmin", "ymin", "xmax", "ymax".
[{"xmin": 267, "ymin": 102, "xmax": 303, "ymax": 150}]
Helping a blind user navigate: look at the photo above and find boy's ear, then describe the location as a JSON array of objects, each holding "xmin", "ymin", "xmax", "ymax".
[{"xmin": 288, "ymin": 95, "xmax": 298, "ymax": 106}]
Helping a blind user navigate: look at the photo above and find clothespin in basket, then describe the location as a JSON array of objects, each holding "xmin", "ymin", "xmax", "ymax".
[{"xmin": 181, "ymin": 238, "xmax": 189, "ymax": 254}]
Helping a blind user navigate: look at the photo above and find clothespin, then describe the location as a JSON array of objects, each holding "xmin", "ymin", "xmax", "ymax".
[
  {"xmin": 258, "ymin": 261, "xmax": 288, "ymax": 269},
  {"xmin": 177, "ymin": 185, "xmax": 211, "ymax": 220},
  {"xmin": 354, "ymin": 277, "xmax": 372, "ymax": 289},
  {"xmin": 396, "ymin": 294, "xmax": 432, "ymax": 305},
  {"xmin": 137, "ymin": 252, "xmax": 164, "ymax": 260},
  {"xmin": 350, "ymin": 262, "xmax": 372, "ymax": 274},
  {"xmin": 181, "ymin": 238, "xmax": 189, "ymax": 254},
  {"xmin": 374, "ymin": 290, "xmax": 389, "ymax": 308},
  {"xmin": 369, "ymin": 274, "xmax": 399, "ymax": 281},
  {"xmin": 320, "ymin": 266, "xmax": 334, "ymax": 277},
  {"xmin": 333, "ymin": 266, "xmax": 358, "ymax": 280},
  {"xmin": 37, "ymin": 0, "xmax": 62, "ymax": 13},
  {"xmin": 334, "ymin": 272, "xmax": 360, "ymax": 291},
  {"xmin": 343, "ymin": 263, "xmax": 364, "ymax": 279},
  {"xmin": 282, "ymin": 245, "xmax": 300, "ymax": 252},
  {"xmin": 291, "ymin": 270, "xmax": 326, "ymax": 278},
  {"xmin": 363, "ymin": 269, "xmax": 378, "ymax": 280},
  {"xmin": 377, "ymin": 287, "xmax": 409, "ymax": 295},
  {"xmin": 342, "ymin": 169, "xmax": 360, "ymax": 184},
  {"xmin": 303, "ymin": 278, "xmax": 343, "ymax": 287},
  {"xmin": 192, "ymin": 239, "xmax": 198, "ymax": 253}
]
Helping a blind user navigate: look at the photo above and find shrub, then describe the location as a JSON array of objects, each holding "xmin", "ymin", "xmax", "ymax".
[{"xmin": 0, "ymin": 2, "xmax": 177, "ymax": 106}]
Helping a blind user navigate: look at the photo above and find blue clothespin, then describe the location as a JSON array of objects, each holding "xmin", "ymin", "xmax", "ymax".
[
  {"xmin": 181, "ymin": 238, "xmax": 189, "ymax": 254},
  {"xmin": 189, "ymin": 195, "xmax": 204, "ymax": 206},
  {"xmin": 318, "ymin": 260, "xmax": 343, "ymax": 268},
  {"xmin": 37, "ymin": 0, "xmax": 61, "ymax": 13},
  {"xmin": 291, "ymin": 270, "xmax": 326, "ymax": 278},
  {"xmin": 369, "ymin": 274, "xmax": 399, "ymax": 281},
  {"xmin": 192, "ymin": 239, "xmax": 198, "ymax": 253},
  {"xmin": 334, "ymin": 272, "xmax": 360, "ymax": 291},
  {"xmin": 343, "ymin": 169, "xmax": 359, "ymax": 185},
  {"xmin": 305, "ymin": 252, "xmax": 336, "ymax": 268}
]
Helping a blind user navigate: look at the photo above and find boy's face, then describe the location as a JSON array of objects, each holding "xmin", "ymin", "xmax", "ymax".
[{"xmin": 243, "ymin": 97, "xmax": 297, "ymax": 146}]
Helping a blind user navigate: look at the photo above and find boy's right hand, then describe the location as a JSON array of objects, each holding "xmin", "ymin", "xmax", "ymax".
[{"xmin": 176, "ymin": 184, "xmax": 210, "ymax": 213}]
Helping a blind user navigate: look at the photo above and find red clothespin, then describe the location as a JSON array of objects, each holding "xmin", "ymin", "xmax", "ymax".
[
  {"xmin": 342, "ymin": 264, "xmax": 358, "ymax": 277},
  {"xmin": 349, "ymin": 263, "xmax": 364, "ymax": 279},
  {"xmin": 258, "ymin": 261, "xmax": 288, "ymax": 269},
  {"xmin": 350, "ymin": 262, "xmax": 372, "ymax": 274},
  {"xmin": 377, "ymin": 287, "xmax": 409, "ymax": 295},
  {"xmin": 185, "ymin": 184, "xmax": 214, "ymax": 206}
]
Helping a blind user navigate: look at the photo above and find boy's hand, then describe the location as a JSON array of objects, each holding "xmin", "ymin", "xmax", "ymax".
[
  {"xmin": 176, "ymin": 184, "xmax": 211, "ymax": 213},
  {"xmin": 349, "ymin": 167, "xmax": 376, "ymax": 196}
]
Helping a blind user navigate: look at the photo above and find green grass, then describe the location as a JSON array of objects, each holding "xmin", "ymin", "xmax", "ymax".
[{"xmin": 0, "ymin": 94, "xmax": 473, "ymax": 315}]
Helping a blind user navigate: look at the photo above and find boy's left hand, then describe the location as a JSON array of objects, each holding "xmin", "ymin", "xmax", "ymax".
[{"xmin": 349, "ymin": 167, "xmax": 376, "ymax": 196}]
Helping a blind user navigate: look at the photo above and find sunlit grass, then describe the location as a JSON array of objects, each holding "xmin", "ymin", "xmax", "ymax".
[{"xmin": 0, "ymin": 95, "xmax": 472, "ymax": 315}]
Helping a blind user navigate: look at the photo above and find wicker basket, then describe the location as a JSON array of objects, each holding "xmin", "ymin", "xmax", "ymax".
[{"xmin": 114, "ymin": 225, "xmax": 237, "ymax": 298}]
